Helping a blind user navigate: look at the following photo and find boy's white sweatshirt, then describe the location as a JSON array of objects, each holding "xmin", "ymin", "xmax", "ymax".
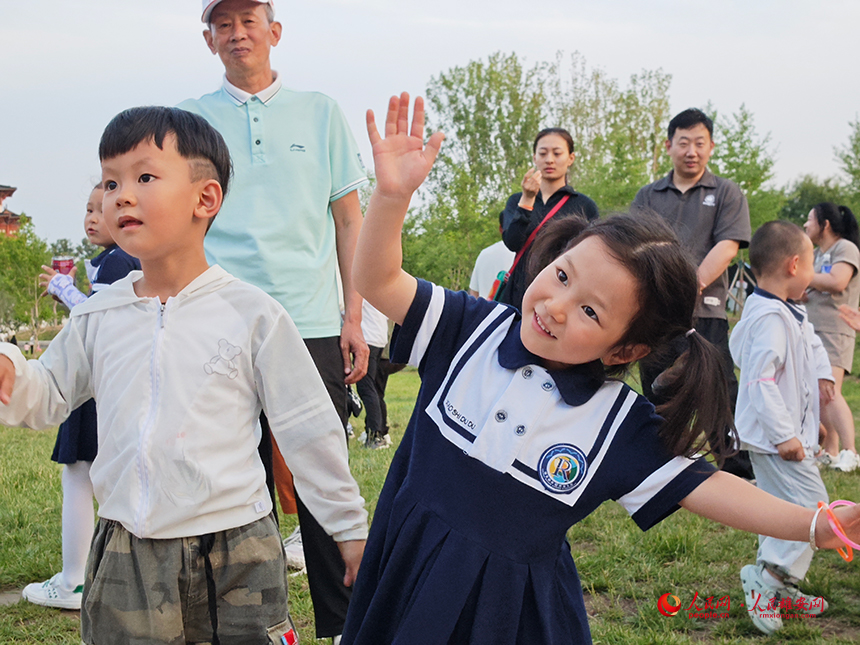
[
  {"xmin": 0, "ymin": 266, "xmax": 368, "ymax": 541},
  {"xmin": 729, "ymin": 289, "xmax": 833, "ymax": 454}
]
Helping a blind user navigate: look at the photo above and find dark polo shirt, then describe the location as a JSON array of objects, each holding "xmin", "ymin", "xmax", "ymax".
[{"xmin": 632, "ymin": 169, "xmax": 751, "ymax": 320}]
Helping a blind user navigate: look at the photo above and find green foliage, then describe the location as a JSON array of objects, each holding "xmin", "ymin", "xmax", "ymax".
[
  {"xmin": 404, "ymin": 52, "xmax": 550, "ymax": 289},
  {"xmin": 708, "ymin": 104, "xmax": 783, "ymax": 233},
  {"xmin": 835, "ymin": 116, "xmax": 860, "ymax": 197},
  {"xmin": 557, "ymin": 54, "xmax": 673, "ymax": 211},
  {"xmin": 75, "ymin": 237, "xmax": 99, "ymax": 261},
  {"xmin": 778, "ymin": 175, "xmax": 850, "ymax": 225},
  {"xmin": 48, "ymin": 239, "xmax": 75, "ymax": 258},
  {"xmin": 0, "ymin": 216, "xmax": 53, "ymax": 335},
  {"xmin": 407, "ymin": 51, "xmax": 676, "ymax": 288}
]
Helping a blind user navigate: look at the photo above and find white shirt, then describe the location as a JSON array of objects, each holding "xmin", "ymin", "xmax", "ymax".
[
  {"xmin": 469, "ymin": 240, "xmax": 515, "ymax": 298},
  {"xmin": 0, "ymin": 266, "xmax": 368, "ymax": 540}
]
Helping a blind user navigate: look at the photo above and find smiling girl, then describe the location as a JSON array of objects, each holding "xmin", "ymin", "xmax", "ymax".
[{"xmin": 341, "ymin": 94, "xmax": 860, "ymax": 645}]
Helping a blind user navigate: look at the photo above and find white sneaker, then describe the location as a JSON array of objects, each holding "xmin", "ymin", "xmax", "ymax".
[
  {"xmin": 740, "ymin": 564, "xmax": 783, "ymax": 635},
  {"xmin": 831, "ymin": 449, "xmax": 860, "ymax": 472},
  {"xmin": 22, "ymin": 573, "xmax": 82, "ymax": 610},
  {"xmin": 282, "ymin": 526, "xmax": 306, "ymax": 571},
  {"xmin": 781, "ymin": 584, "xmax": 828, "ymax": 616}
]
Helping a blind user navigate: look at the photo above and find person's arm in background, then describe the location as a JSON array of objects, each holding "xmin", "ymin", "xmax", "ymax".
[
  {"xmin": 809, "ymin": 262, "xmax": 856, "ymax": 294},
  {"xmin": 697, "ymin": 239, "xmax": 740, "ymax": 293},
  {"xmin": 332, "ymin": 190, "xmax": 369, "ymax": 384}
]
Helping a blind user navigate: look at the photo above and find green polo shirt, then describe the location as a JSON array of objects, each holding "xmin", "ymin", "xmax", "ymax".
[
  {"xmin": 632, "ymin": 169, "xmax": 751, "ymax": 320},
  {"xmin": 180, "ymin": 78, "xmax": 368, "ymax": 338}
]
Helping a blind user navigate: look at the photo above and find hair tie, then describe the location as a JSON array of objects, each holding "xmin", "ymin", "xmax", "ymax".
[{"xmin": 685, "ymin": 329, "xmax": 696, "ymax": 338}]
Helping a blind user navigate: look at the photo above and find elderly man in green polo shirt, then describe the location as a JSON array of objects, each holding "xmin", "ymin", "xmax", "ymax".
[
  {"xmin": 179, "ymin": 1, "xmax": 369, "ymax": 642},
  {"xmin": 632, "ymin": 107, "xmax": 754, "ymax": 481}
]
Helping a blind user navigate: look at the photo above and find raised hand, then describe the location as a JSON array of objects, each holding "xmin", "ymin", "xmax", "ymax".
[
  {"xmin": 366, "ymin": 92, "xmax": 444, "ymax": 201},
  {"xmin": 521, "ymin": 167, "xmax": 542, "ymax": 200}
]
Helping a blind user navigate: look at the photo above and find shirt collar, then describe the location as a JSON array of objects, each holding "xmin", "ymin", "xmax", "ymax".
[
  {"xmin": 497, "ymin": 318, "xmax": 606, "ymax": 406},
  {"xmin": 753, "ymin": 286, "xmax": 806, "ymax": 324},
  {"xmin": 222, "ymin": 71, "xmax": 281, "ymax": 106},
  {"xmin": 654, "ymin": 168, "xmax": 717, "ymax": 192}
]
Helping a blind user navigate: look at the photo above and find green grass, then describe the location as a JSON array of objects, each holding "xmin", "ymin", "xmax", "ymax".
[{"xmin": 2, "ymin": 368, "xmax": 860, "ymax": 643}]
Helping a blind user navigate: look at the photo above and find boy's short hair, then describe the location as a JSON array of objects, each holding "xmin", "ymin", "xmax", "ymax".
[
  {"xmin": 668, "ymin": 108, "xmax": 714, "ymax": 141},
  {"xmin": 749, "ymin": 220, "xmax": 807, "ymax": 278},
  {"xmin": 98, "ymin": 106, "xmax": 232, "ymax": 201}
]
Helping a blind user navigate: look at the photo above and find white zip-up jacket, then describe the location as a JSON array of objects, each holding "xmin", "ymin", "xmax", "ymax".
[
  {"xmin": 729, "ymin": 288, "xmax": 833, "ymax": 454},
  {"xmin": 0, "ymin": 266, "xmax": 368, "ymax": 541}
]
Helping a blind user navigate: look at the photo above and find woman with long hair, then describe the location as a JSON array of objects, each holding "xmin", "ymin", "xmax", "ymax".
[
  {"xmin": 804, "ymin": 202, "xmax": 860, "ymax": 472},
  {"xmin": 496, "ymin": 128, "xmax": 599, "ymax": 309}
]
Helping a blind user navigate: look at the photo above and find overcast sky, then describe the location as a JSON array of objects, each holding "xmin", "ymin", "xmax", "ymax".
[{"xmin": 1, "ymin": 0, "xmax": 858, "ymax": 243}]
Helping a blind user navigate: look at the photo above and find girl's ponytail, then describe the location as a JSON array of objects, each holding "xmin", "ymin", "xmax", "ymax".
[
  {"xmin": 838, "ymin": 205, "xmax": 860, "ymax": 248},
  {"xmin": 651, "ymin": 331, "xmax": 737, "ymax": 467}
]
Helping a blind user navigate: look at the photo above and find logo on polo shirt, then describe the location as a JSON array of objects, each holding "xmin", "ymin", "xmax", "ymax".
[
  {"xmin": 290, "ymin": 144, "xmax": 306, "ymax": 152},
  {"xmin": 538, "ymin": 443, "xmax": 587, "ymax": 494},
  {"xmin": 702, "ymin": 194, "xmax": 716, "ymax": 206}
]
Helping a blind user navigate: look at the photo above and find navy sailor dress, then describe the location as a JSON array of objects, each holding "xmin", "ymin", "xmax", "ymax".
[{"xmin": 341, "ymin": 280, "xmax": 715, "ymax": 644}]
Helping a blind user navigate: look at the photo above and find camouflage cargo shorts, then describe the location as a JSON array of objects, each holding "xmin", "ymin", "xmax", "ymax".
[{"xmin": 80, "ymin": 514, "xmax": 299, "ymax": 644}]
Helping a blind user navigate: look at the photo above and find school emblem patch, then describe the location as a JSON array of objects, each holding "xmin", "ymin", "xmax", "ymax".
[{"xmin": 538, "ymin": 443, "xmax": 587, "ymax": 494}]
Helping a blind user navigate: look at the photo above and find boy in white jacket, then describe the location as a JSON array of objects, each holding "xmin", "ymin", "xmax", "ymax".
[
  {"xmin": 730, "ymin": 220, "xmax": 834, "ymax": 635},
  {"xmin": 0, "ymin": 106, "xmax": 367, "ymax": 645}
]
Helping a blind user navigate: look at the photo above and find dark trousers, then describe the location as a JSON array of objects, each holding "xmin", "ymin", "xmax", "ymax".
[
  {"xmin": 639, "ymin": 317, "xmax": 754, "ymax": 480},
  {"xmin": 355, "ymin": 345, "xmax": 389, "ymax": 439},
  {"xmin": 261, "ymin": 336, "xmax": 352, "ymax": 638}
]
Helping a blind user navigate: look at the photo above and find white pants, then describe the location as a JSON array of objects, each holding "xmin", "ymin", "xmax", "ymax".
[{"xmin": 750, "ymin": 452, "xmax": 828, "ymax": 583}]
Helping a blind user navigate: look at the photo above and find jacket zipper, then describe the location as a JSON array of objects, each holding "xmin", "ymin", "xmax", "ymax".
[{"xmin": 134, "ymin": 302, "xmax": 166, "ymax": 535}]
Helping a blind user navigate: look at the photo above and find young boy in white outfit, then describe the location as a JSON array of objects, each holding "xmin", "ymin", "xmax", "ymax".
[
  {"xmin": 730, "ymin": 220, "xmax": 835, "ymax": 635},
  {"xmin": 0, "ymin": 106, "xmax": 367, "ymax": 645}
]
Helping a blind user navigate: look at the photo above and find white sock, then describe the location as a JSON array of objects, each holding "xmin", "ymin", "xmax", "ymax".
[{"xmin": 59, "ymin": 461, "xmax": 94, "ymax": 591}]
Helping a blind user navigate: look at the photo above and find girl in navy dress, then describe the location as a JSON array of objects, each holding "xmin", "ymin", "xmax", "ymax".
[
  {"xmin": 342, "ymin": 94, "xmax": 860, "ymax": 645},
  {"xmin": 22, "ymin": 183, "xmax": 140, "ymax": 610}
]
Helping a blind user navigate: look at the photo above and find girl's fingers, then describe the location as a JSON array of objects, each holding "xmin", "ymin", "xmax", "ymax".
[
  {"xmin": 366, "ymin": 109, "xmax": 382, "ymax": 146},
  {"xmin": 424, "ymin": 131, "xmax": 445, "ymax": 165},
  {"xmin": 384, "ymin": 95, "xmax": 399, "ymax": 138},
  {"xmin": 410, "ymin": 96, "xmax": 425, "ymax": 140},
  {"xmin": 397, "ymin": 91, "xmax": 410, "ymax": 136}
]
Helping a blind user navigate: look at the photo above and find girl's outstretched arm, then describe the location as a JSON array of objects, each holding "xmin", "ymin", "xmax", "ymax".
[
  {"xmin": 680, "ymin": 471, "xmax": 860, "ymax": 549},
  {"xmin": 354, "ymin": 93, "xmax": 445, "ymax": 325}
]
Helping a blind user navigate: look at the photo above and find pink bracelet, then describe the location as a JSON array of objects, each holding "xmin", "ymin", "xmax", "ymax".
[{"xmin": 828, "ymin": 500, "xmax": 860, "ymax": 550}]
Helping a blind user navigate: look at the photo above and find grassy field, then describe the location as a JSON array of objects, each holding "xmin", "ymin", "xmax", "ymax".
[{"xmin": 2, "ymin": 366, "xmax": 860, "ymax": 644}]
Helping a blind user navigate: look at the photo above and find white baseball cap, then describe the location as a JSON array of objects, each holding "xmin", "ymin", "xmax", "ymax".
[{"xmin": 201, "ymin": 0, "xmax": 275, "ymax": 24}]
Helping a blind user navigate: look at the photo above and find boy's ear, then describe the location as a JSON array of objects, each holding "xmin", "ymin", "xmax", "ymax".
[
  {"xmin": 194, "ymin": 179, "xmax": 223, "ymax": 223},
  {"xmin": 786, "ymin": 254, "xmax": 800, "ymax": 277},
  {"xmin": 604, "ymin": 343, "xmax": 650, "ymax": 366}
]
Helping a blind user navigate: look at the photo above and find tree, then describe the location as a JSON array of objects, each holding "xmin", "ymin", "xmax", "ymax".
[
  {"xmin": 835, "ymin": 116, "xmax": 860, "ymax": 210},
  {"xmin": 778, "ymin": 175, "xmax": 849, "ymax": 225},
  {"xmin": 408, "ymin": 51, "xmax": 678, "ymax": 288},
  {"xmin": 549, "ymin": 54, "xmax": 673, "ymax": 211},
  {"xmin": 406, "ymin": 52, "xmax": 552, "ymax": 289},
  {"xmin": 708, "ymin": 104, "xmax": 783, "ymax": 232},
  {"xmin": 0, "ymin": 215, "xmax": 54, "ymax": 339},
  {"xmin": 50, "ymin": 238, "xmax": 76, "ymax": 257}
]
